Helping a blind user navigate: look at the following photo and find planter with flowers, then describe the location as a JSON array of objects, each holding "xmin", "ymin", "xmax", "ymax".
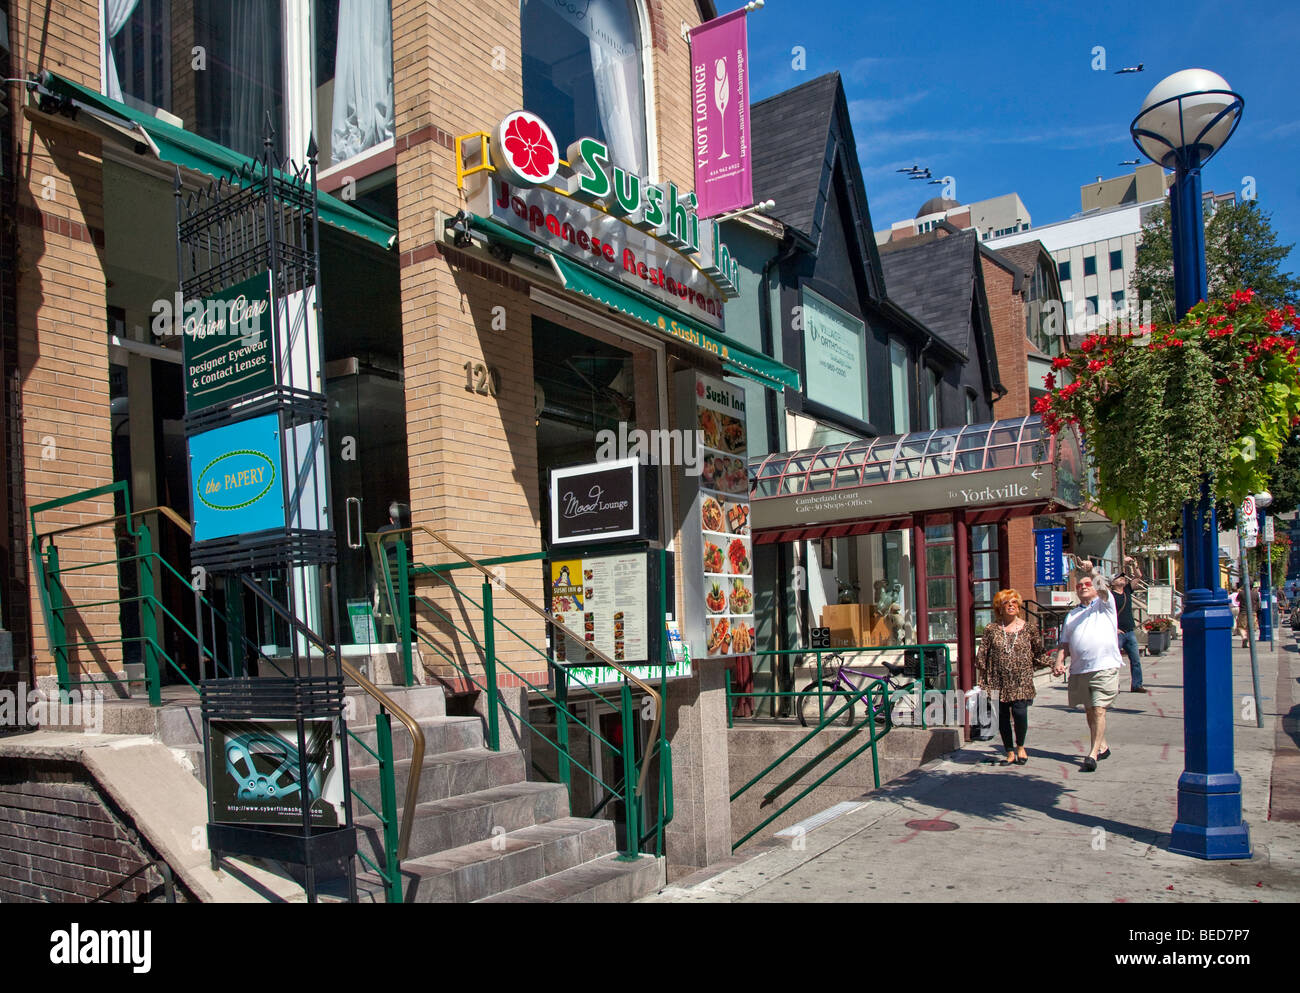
[
  {"xmin": 1144, "ymin": 616, "xmax": 1175, "ymax": 655},
  {"xmin": 1035, "ymin": 290, "xmax": 1300, "ymax": 541}
]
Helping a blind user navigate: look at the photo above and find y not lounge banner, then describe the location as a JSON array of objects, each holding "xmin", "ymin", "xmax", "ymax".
[{"xmin": 690, "ymin": 8, "xmax": 753, "ymax": 219}]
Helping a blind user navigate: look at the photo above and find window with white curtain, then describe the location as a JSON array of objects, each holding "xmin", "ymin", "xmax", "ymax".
[
  {"xmin": 520, "ymin": 0, "xmax": 649, "ymax": 176},
  {"xmin": 889, "ymin": 337, "xmax": 910, "ymax": 435},
  {"xmin": 102, "ymin": 1, "xmax": 289, "ymax": 160},
  {"xmin": 316, "ymin": 0, "xmax": 394, "ymax": 166}
]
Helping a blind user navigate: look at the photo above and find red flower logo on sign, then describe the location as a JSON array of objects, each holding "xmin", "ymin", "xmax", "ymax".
[{"xmin": 496, "ymin": 112, "xmax": 559, "ymax": 186}]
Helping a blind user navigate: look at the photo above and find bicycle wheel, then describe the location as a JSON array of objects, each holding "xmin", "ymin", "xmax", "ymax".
[{"xmin": 797, "ymin": 680, "xmax": 855, "ymax": 728}]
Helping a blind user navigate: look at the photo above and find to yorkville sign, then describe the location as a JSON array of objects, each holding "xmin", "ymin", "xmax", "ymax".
[{"xmin": 480, "ymin": 111, "xmax": 740, "ymax": 329}]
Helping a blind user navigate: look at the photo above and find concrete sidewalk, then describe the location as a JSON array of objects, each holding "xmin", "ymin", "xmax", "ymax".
[{"xmin": 646, "ymin": 628, "xmax": 1300, "ymax": 903}]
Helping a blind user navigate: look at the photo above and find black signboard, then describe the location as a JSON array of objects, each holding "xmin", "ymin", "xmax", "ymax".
[{"xmin": 549, "ymin": 457, "xmax": 645, "ymax": 546}]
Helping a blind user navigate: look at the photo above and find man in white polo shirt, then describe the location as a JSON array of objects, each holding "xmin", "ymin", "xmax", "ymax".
[{"xmin": 1051, "ymin": 562, "xmax": 1124, "ymax": 772}]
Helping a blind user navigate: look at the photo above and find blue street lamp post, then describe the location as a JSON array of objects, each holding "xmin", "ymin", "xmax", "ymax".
[{"xmin": 1130, "ymin": 69, "xmax": 1251, "ymax": 860}]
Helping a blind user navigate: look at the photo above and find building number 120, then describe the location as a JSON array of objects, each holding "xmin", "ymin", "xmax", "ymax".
[{"xmin": 463, "ymin": 361, "xmax": 501, "ymax": 397}]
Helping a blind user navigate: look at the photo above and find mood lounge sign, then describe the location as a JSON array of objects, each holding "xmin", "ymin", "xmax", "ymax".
[
  {"xmin": 471, "ymin": 111, "xmax": 740, "ymax": 331},
  {"xmin": 550, "ymin": 457, "xmax": 643, "ymax": 546}
]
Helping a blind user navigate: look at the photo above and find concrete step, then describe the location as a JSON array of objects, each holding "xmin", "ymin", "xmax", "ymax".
[
  {"xmin": 476, "ymin": 852, "xmax": 664, "ymax": 903},
  {"xmin": 349, "ymin": 748, "xmax": 525, "ymax": 809},
  {"xmin": 354, "ymin": 780, "xmax": 570, "ymax": 865},
  {"xmin": 345, "ymin": 684, "xmax": 446, "ymax": 725},
  {"xmin": 356, "ymin": 817, "xmax": 618, "ymax": 903},
  {"xmin": 348, "ymin": 715, "xmax": 484, "ymax": 767}
]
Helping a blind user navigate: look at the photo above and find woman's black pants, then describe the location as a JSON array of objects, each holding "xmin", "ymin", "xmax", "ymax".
[{"xmin": 999, "ymin": 698, "xmax": 1030, "ymax": 750}]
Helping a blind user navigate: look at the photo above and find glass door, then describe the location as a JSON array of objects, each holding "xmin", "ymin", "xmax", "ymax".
[{"xmin": 326, "ymin": 364, "xmax": 410, "ymax": 648}]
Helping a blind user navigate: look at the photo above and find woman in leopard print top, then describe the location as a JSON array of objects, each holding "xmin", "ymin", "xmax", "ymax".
[{"xmin": 977, "ymin": 589, "xmax": 1049, "ymax": 765}]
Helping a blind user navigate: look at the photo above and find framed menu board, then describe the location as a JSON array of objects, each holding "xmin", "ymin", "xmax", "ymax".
[
  {"xmin": 548, "ymin": 549, "xmax": 678, "ymax": 687},
  {"xmin": 676, "ymin": 370, "xmax": 755, "ymax": 661}
]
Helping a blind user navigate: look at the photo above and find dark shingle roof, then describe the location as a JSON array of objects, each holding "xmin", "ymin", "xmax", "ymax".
[
  {"xmin": 878, "ymin": 230, "xmax": 980, "ymax": 358},
  {"xmin": 750, "ymin": 73, "xmax": 843, "ymax": 241},
  {"xmin": 991, "ymin": 241, "xmax": 1043, "ymax": 283}
]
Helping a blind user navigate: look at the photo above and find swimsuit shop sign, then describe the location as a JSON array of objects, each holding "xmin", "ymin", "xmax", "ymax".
[
  {"xmin": 180, "ymin": 271, "xmax": 276, "ymax": 413},
  {"xmin": 550, "ymin": 457, "xmax": 642, "ymax": 546}
]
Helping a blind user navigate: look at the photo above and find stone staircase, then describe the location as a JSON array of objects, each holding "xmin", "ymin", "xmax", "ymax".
[{"xmin": 148, "ymin": 681, "xmax": 663, "ymax": 903}]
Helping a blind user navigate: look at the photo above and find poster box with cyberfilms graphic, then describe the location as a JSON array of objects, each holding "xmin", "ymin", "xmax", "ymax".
[
  {"xmin": 207, "ymin": 717, "xmax": 345, "ymax": 828},
  {"xmin": 188, "ymin": 413, "xmax": 286, "ymax": 541}
]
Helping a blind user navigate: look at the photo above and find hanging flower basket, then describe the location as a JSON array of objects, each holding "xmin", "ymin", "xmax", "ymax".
[{"xmin": 1036, "ymin": 291, "xmax": 1300, "ymax": 538}]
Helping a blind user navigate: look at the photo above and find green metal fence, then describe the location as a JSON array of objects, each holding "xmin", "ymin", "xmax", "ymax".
[
  {"xmin": 31, "ymin": 482, "xmax": 235, "ymax": 704},
  {"xmin": 728, "ymin": 678, "xmax": 893, "ymax": 851},
  {"xmin": 373, "ymin": 529, "xmax": 673, "ymax": 860},
  {"xmin": 727, "ymin": 644, "xmax": 954, "ymax": 728}
]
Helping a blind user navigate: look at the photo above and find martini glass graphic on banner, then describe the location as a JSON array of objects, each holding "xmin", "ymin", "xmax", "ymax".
[{"xmin": 715, "ymin": 59, "xmax": 731, "ymax": 160}]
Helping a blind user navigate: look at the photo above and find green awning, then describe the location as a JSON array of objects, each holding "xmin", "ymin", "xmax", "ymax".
[
  {"xmin": 39, "ymin": 72, "xmax": 396, "ymax": 250},
  {"xmin": 467, "ymin": 215, "xmax": 800, "ymax": 392}
]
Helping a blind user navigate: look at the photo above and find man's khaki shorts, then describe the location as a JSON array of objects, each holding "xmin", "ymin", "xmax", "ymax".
[{"xmin": 1068, "ymin": 668, "xmax": 1120, "ymax": 709}]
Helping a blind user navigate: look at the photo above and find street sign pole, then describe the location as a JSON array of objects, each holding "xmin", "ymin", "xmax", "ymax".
[{"xmin": 1237, "ymin": 508, "xmax": 1264, "ymax": 730}]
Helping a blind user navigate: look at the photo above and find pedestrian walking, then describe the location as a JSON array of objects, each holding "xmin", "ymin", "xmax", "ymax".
[
  {"xmin": 1051, "ymin": 563, "xmax": 1124, "ymax": 772},
  {"xmin": 976, "ymin": 589, "xmax": 1048, "ymax": 766},
  {"xmin": 1111, "ymin": 573, "xmax": 1146, "ymax": 692},
  {"xmin": 1230, "ymin": 582, "xmax": 1243, "ymax": 641}
]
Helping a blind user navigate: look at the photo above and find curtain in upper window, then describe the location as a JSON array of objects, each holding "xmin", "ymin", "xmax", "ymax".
[
  {"xmin": 324, "ymin": 0, "xmax": 394, "ymax": 165},
  {"xmin": 521, "ymin": 0, "xmax": 648, "ymax": 176},
  {"xmin": 103, "ymin": 0, "xmax": 144, "ymax": 102}
]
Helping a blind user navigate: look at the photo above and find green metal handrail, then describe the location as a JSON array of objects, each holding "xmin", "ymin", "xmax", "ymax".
[
  {"xmin": 732, "ymin": 644, "xmax": 954, "ymax": 728},
  {"xmin": 729, "ymin": 679, "xmax": 892, "ymax": 851},
  {"xmin": 31, "ymin": 487, "xmax": 237, "ymax": 704},
  {"xmin": 374, "ymin": 527, "xmax": 671, "ymax": 860}
]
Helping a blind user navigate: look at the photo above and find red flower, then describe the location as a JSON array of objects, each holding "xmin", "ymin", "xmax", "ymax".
[
  {"xmin": 1265, "ymin": 310, "xmax": 1284, "ymax": 332},
  {"xmin": 1033, "ymin": 394, "xmax": 1052, "ymax": 414},
  {"xmin": 503, "ymin": 116, "xmax": 556, "ymax": 180},
  {"xmin": 1087, "ymin": 359, "xmax": 1105, "ymax": 372},
  {"xmin": 1043, "ymin": 372, "xmax": 1057, "ymax": 390},
  {"xmin": 1061, "ymin": 382, "xmax": 1081, "ymax": 398},
  {"xmin": 1051, "ymin": 355, "xmax": 1072, "ymax": 370}
]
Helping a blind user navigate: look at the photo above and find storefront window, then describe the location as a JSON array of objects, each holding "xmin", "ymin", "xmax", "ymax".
[
  {"xmin": 316, "ymin": 0, "xmax": 394, "ymax": 166},
  {"xmin": 522, "ymin": 0, "xmax": 650, "ymax": 177},
  {"xmin": 925, "ymin": 523, "xmax": 956, "ymax": 641}
]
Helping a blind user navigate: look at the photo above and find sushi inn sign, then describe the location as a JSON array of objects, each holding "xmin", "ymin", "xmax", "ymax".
[{"xmin": 465, "ymin": 111, "xmax": 742, "ymax": 331}]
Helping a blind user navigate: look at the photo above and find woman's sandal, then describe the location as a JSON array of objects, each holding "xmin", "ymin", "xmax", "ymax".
[{"xmin": 1015, "ymin": 752, "xmax": 1029, "ymax": 765}]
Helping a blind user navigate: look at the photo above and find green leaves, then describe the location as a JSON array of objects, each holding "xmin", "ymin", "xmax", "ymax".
[{"xmin": 1041, "ymin": 293, "xmax": 1300, "ymax": 541}]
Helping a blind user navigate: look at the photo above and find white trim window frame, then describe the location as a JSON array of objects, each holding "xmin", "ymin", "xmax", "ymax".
[{"xmin": 519, "ymin": 0, "xmax": 659, "ymax": 183}]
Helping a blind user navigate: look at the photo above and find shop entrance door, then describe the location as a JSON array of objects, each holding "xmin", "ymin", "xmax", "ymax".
[{"xmin": 325, "ymin": 362, "xmax": 410, "ymax": 647}]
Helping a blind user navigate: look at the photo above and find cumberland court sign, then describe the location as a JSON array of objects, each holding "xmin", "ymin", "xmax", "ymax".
[{"xmin": 466, "ymin": 111, "xmax": 741, "ymax": 330}]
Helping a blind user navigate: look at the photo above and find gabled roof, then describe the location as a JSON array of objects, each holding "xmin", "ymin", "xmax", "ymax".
[
  {"xmin": 877, "ymin": 229, "xmax": 981, "ymax": 357},
  {"xmin": 993, "ymin": 241, "xmax": 1046, "ymax": 284},
  {"xmin": 750, "ymin": 73, "xmax": 843, "ymax": 245}
]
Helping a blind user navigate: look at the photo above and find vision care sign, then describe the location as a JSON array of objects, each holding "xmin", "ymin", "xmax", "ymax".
[
  {"xmin": 550, "ymin": 457, "xmax": 642, "ymax": 546},
  {"xmin": 180, "ymin": 271, "xmax": 275, "ymax": 413},
  {"xmin": 188, "ymin": 413, "xmax": 286, "ymax": 541}
]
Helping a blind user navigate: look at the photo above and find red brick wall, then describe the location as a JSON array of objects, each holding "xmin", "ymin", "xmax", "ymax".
[
  {"xmin": 980, "ymin": 257, "xmax": 1039, "ymax": 600},
  {"xmin": 0, "ymin": 760, "xmax": 180, "ymax": 902},
  {"xmin": 10, "ymin": 2, "xmax": 122, "ymax": 684}
]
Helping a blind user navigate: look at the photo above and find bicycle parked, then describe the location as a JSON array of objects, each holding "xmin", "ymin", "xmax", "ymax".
[{"xmin": 796, "ymin": 652, "xmax": 921, "ymax": 729}]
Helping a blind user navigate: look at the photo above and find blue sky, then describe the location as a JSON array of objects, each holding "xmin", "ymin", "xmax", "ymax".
[{"xmin": 720, "ymin": 0, "xmax": 1300, "ymax": 273}]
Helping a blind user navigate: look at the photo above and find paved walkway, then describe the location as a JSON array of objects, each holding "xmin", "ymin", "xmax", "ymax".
[{"xmin": 647, "ymin": 627, "xmax": 1300, "ymax": 903}]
